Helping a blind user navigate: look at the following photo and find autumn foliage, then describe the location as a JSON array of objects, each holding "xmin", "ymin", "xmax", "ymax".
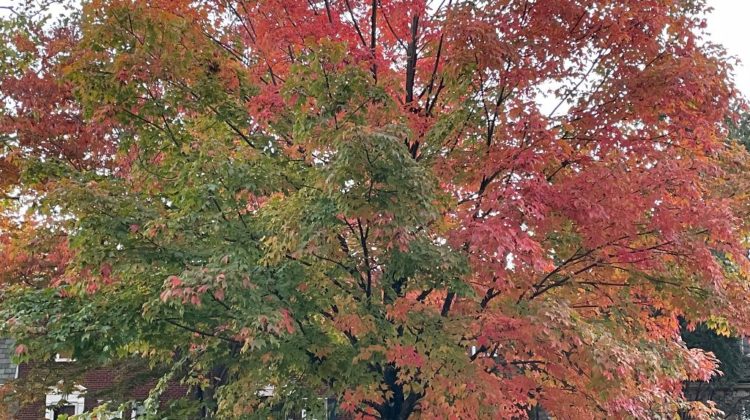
[{"xmin": 1, "ymin": 0, "xmax": 750, "ymax": 418}]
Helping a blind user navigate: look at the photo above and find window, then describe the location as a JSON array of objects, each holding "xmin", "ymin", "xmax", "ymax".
[
  {"xmin": 51, "ymin": 405, "xmax": 76, "ymax": 419},
  {"xmin": 130, "ymin": 402, "xmax": 146, "ymax": 419},
  {"xmin": 45, "ymin": 385, "xmax": 85, "ymax": 420},
  {"xmin": 741, "ymin": 337, "xmax": 750, "ymax": 357},
  {"xmin": 258, "ymin": 385, "xmax": 275, "ymax": 397}
]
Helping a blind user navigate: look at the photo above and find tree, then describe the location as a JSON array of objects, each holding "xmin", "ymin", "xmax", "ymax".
[
  {"xmin": 1, "ymin": 0, "xmax": 750, "ymax": 418},
  {"xmin": 676, "ymin": 112, "xmax": 750, "ymax": 419}
]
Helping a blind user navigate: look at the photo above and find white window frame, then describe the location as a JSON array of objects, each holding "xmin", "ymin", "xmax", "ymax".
[
  {"xmin": 258, "ymin": 385, "xmax": 275, "ymax": 397},
  {"xmin": 45, "ymin": 385, "xmax": 86, "ymax": 420},
  {"xmin": 54, "ymin": 354, "xmax": 75, "ymax": 363},
  {"xmin": 130, "ymin": 401, "xmax": 146, "ymax": 419},
  {"xmin": 741, "ymin": 337, "xmax": 750, "ymax": 357}
]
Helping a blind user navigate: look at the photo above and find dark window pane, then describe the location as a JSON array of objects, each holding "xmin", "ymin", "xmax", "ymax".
[{"xmin": 53, "ymin": 405, "xmax": 76, "ymax": 419}]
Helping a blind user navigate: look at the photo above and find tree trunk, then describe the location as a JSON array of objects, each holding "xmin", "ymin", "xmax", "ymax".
[{"xmin": 376, "ymin": 364, "xmax": 421, "ymax": 419}]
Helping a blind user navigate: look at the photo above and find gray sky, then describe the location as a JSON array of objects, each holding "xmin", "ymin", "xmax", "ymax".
[{"xmin": 705, "ymin": 0, "xmax": 750, "ymax": 97}]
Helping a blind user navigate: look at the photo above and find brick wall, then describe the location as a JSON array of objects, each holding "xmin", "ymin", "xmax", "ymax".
[{"xmin": 12, "ymin": 363, "xmax": 189, "ymax": 419}]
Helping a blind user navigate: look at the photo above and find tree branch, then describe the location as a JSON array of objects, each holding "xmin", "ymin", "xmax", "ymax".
[
  {"xmin": 344, "ymin": 0, "xmax": 368, "ymax": 47},
  {"xmin": 370, "ymin": 0, "xmax": 378, "ymax": 80},
  {"xmin": 441, "ymin": 291, "xmax": 455, "ymax": 316},
  {"xmin": 159, "ymin": 318, "xmax": 240, "ymax": 344},
  {"xmin": 405, "ymin": 14, "xmax": 419, "ymax": 104}
]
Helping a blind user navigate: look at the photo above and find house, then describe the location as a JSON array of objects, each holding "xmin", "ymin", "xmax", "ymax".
[
  {"xmin": 0, "ymin": 340, "xmax": 346, "ymax": 419},
  {"xmin": 0, "ymin": 339, "xmax": 189, "ymax": 419}
]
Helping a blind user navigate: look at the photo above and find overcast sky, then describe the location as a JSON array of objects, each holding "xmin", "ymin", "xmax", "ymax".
[{"xmin": 705, "ymin": 0, "xmax": 750, "ymax": 97}]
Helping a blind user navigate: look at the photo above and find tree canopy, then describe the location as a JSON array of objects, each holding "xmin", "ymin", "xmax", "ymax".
[{"xmin": 2, "ymin": 0, "xmax": 750, "ymax": 418}]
